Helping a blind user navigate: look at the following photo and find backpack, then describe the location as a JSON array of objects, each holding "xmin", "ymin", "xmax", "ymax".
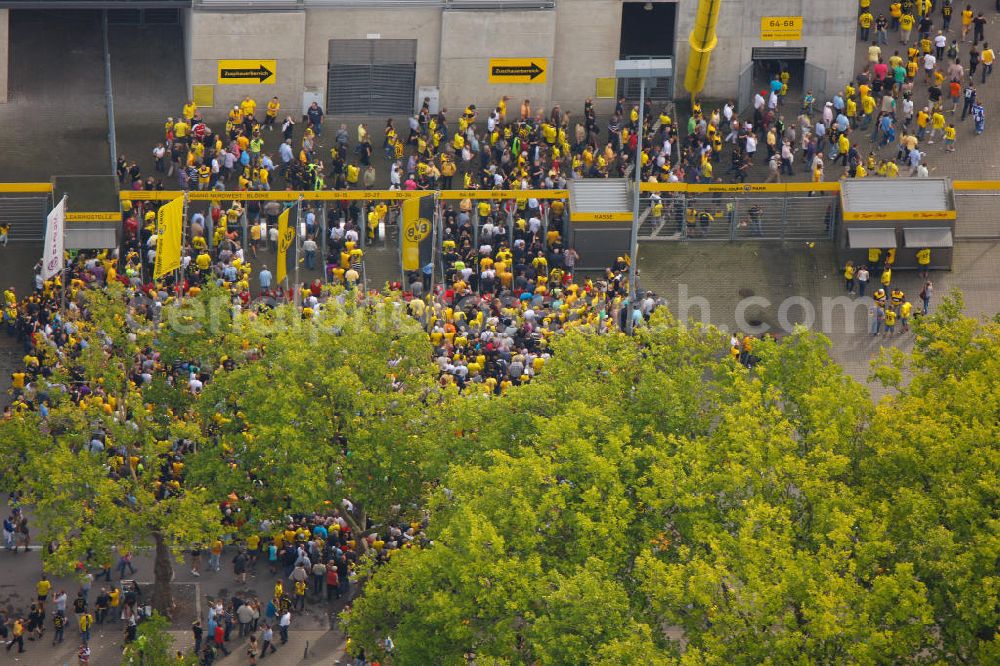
[{"xmin": 947, "ymin": 44, "xmax": 958, "ymax": 59}]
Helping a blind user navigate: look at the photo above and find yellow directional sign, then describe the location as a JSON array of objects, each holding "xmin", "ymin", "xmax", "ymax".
[
  {"xmin": 217, "ymin": 59, "xmax": 276, "ymax": 85},
  {"xmin": 489, "ymin": 58, "xmax": 547, "ymax": 84},
  {"xmin": 760, "ymin": 16, "xmax": 803, "ymax": 41}
]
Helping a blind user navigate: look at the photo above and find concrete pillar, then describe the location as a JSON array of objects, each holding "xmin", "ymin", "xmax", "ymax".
[{"xmin": 0, "ymin": 9, "xmax": 9, "ymax": 104}]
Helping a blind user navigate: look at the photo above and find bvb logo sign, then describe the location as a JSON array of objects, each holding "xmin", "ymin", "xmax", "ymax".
[
  {"xmin": 278, "ymin": 227, "xmax": 295, "ymax": 253},
  {"xmin": 405, "ymin": 217, "xmax": 431, "ymax": 243}
]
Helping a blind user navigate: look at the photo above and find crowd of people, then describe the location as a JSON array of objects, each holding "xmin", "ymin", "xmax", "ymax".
[
  {"xmin": 5, "ymin": 4, "xmax": 981, "ymax": 659},
  {"xmin": 653, "ymin": 0, "xmax": 994, "ymax": 188},
  {"xmin": 1, "ymin": 246, "xmax": 433, "ymax": 665},
  {"xmin": 844, "ymin": 247, "xmax": 935, "ymax": 336}
]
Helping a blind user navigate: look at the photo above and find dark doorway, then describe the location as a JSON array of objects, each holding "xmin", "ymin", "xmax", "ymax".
[
  {"xmin": 619, "ymin": 2, "xmax": 676, "ymax": 58},
  {"xmin": 618, "ymin": 2, "xmax": 677, "ymax": 101},
  {"xmin": 750, "ymin": 48, "xmax": 807, "ymax": 106}
]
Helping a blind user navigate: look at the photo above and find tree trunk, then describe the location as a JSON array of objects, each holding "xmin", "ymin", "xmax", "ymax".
[
  {"xmin": 340, "ymin": 504, "xmax": 371, "ymax": 556},
  {"xmin": 150, "ymin": 531, "xmax": 174, "ymax": 617}
]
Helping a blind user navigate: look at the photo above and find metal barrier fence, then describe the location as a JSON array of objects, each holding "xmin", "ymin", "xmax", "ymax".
[{"xmin": 637, "ymin": 190, "xmax": 838, "ymax": 242}]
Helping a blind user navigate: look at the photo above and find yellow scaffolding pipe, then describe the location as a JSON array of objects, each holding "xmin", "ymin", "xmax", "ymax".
[{"xmin": 684, "ymin": 0, "xmax": 722, "ymax": 98}]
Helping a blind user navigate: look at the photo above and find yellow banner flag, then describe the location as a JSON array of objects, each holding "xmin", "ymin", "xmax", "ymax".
[
  {"xmin": 401, "ymin": 196, "xmax": 432, "ymax": 271},
  {"xmin": 276, "ymin": 207, "xmax": 294, "ymax": 284},
  {"xmin": 153, "ymin": 196, "xmax": 184, "ymax": 279}
]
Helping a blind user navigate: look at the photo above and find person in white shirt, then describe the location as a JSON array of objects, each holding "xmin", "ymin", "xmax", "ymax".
[
  {"xmin": 923, "ymin": 52, "xmax": 937, "ymax": 82},
  {"xmin": 302, "ymin": 236, "xmax": 318, "ymax": 269},
  {"xmin": 278, "ymin": 611, "xmax": 291, "ymax": 644},
  {"xmin": 152, "ymin": 144, "xmax": 166, "ymax": 173},
  {"xmin": 934, "ymin": 31, "xmax": 948, "ymax": 59}
]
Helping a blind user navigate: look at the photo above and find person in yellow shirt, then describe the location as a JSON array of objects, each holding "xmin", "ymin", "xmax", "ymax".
[
  {"xmin": 927, "ymin": 110, "xmax": 946, "ymax": 142},
  {"xmin": 240, "ymin": 95, "xmax": 256, "ymax": 120},
  {"xmin": 961, "ymin": 6, "xmax": 974, "ymax": 42},
  {"xmin": 197, "ymin": 163, "xmax": 210, "ymax": 190},
  {"xmin": 900, "ymin": 300, "xmax": 913, "ymax": 332},
  {"xmin": 173, "ymin": 119, "xmax": 189, "ymax": 143},
  {"xmin": 916, "ymin": 247, "xmax": 931, "ymax": 277},
  {"xmin": 859, "ymin": 10, "xmax": 873, "ymax": 42},
  {"xmin": 182, "ymin": 100, "xmax": 196, "ymax": 123},
  {"xmin": 884, "ymin": 307, "xmax": 897, "ymax": 335},
  {"xmin": 982, "ymin": 42, "xmax": 995, "ymax": 83},
  {"xmin": 900, "ymin": 12, "xmax": 914, "ymax": 43},
  {"xmin": 264, "ymin": 96, "xmax": 280, "ymax": 131},
  {"xmin": 916, "ymin": 107, "xmax": 930, "ymax": 140}
]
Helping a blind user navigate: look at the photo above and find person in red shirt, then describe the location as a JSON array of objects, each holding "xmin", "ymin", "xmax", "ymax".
[
  {"xmin": 213, "ymin": 623, "xmax": 230, "ymax": 656},
  {"xmin": 873, "ymin": 59, "xmax": 889, "ymax": 82}
]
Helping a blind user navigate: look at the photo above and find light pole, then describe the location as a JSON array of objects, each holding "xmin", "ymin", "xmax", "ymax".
[{"xmin": 614, "ymin": 59, "xmax": 672, "ymax": 333}]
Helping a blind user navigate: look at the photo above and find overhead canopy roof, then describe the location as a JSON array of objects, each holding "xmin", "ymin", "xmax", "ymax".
[
  {"xmin": 904, "ymin": 227, "xmax": 954, "ymax": 248},
  {"xmin": 840, "ymin": 178, "xmax": 952, "ymax": 213},
  {"xmin": 847, "ymin": 227, "xmax": 896, "ymax": 249},
  {"xmin": 66, "ymin": 227, "xmax": 117, "ymax": 250}
]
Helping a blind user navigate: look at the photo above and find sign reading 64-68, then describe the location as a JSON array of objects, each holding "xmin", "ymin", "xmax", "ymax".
[{"xmin": 760, "ymin": 16, "xmax": 802, "ymax": 41}]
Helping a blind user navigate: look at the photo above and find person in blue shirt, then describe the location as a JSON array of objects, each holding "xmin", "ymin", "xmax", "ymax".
[{"xmin": 258, "ymin": 266, "xmax": 272, "ymax": 293}]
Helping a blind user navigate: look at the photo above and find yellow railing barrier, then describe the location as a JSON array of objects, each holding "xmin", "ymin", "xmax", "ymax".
[
  {"xmin": 0, "ymin": 183, "xmax": 53, "ymax": 193},
  {"xmin": 119, "ymin": 189, "xmax": 569, "ymax": 203},
  {"xmin": 639, "ymin": 182, "xmax": 841, "ymax": 193},
  {"xmin": 952, "ymin": 180, "xmax": 1000, "ymax": 191}
]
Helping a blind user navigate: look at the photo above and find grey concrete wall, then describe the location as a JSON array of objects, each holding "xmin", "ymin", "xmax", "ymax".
[
  {"xmin": 186, "ymin": 0, "xmax": 857, "ymax": 120},
  {"xmin": 188, "ymin": 11, "xmax": 305, "ymax": 120},
  {"xmin": 0, "ymin": 9, "xmax": 8, "ymax": 104},
  {"xmin": 181, "ymin": 7, "xmax": 192, "ymax": 99},
  {"xmin": 674, "ymin": 0, "xmax": 856, "ymax": 102},
  {"xmin": 439, "ymin": 9, "xmax": 555, "ymax": 117},
  {"xmin": 552, "ymin": 0, "xmax": 622, "ymax": 117},
  {"xmin": 303, "ymin": 7, "xmax": 442, "ymax": 113}
]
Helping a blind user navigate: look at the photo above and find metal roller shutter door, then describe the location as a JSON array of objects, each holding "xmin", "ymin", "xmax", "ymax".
[
  {"xmin": 751, "ymin": 47, "xmax": 807, "ymax": 60},
  {"xmin": 847, "ymin": 227, "xmax": 897, "ymax": 249},
  {"xmin": 903, "ymin": 227, "xmax": 954, "ymax": 248},
  {"xmin": 328, "ymin": 39, "xmax": 416, "ymax": 115}
]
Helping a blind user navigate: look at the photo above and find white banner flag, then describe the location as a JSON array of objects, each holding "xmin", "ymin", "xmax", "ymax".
[{"xmin": 42, "ymin": 195, "xmax": 67, "ymax": 281}]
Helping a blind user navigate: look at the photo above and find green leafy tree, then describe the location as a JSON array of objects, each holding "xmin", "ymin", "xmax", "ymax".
[
  {"xmin": 345, "ymin": 309, "xmax": 993, "ymax": 664},
  {"xmin": 120, "ymin": 612, "xmax": 198, "ymax": 665},
  {"xmin": 12, "ymin": 285, "xmax": 223, "ymax": 614}
]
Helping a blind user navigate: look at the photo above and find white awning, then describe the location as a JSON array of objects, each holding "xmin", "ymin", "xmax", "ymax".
[
  {"xmin": 65, "ymin": 227, "xmax": 117, "ymax": 250},
  {"xmin": 847, "ymin": 227, "xmax": 896, "ymax": 249},
  {"xmin": 904, "ymin": 227, "xmax": 953, "ymax": 248}
]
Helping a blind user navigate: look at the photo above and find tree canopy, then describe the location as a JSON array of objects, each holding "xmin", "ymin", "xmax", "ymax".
[
  {"xmin": 2, "ymin": 288, "xmax": 997, "ymax": 663},
  {"xmin": 344, "ymin": 300, "xmax": 1000, "ymax": 665}
]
